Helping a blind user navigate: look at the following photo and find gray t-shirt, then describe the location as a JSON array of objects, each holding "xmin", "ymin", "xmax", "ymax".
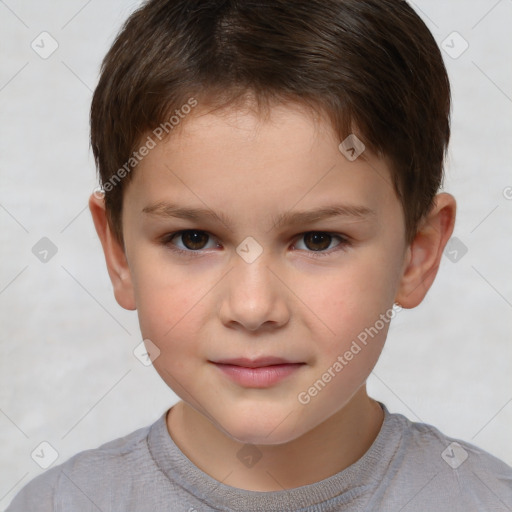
[{"xmin": 6, "ymin": 402, "xmax": 512, "ymax": 511}]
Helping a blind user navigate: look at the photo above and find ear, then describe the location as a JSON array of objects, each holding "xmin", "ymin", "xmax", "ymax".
[
  {"xmin": 395, "ymin": 193, "xmax": 456, "ymax": 308},
  {"xmin": 88, "ymin": 192, "xmax": 136, "ymax": 310}
]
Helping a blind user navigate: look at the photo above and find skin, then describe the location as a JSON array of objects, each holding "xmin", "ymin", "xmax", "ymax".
[{"xmin": 89, "ymin": 100, "xmax": 456, "ymax": 492}]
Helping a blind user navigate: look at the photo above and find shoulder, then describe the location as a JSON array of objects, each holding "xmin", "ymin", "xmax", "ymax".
[
  {"xmin": 5, "ymin": 421, "xmax": 155, "ymax": 512},
  {"xmin": 394, "ymin": 411, "xmax": 510, "ymax": 470},
  {"xmin": 383, "ymin": 409, "xmax": 512, "ymax": 508}
]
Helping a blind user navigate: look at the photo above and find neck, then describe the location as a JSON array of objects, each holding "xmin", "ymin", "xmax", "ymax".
[{"xmin": 166, "ymin": 387, "xmax": 384, "ymax": 491}]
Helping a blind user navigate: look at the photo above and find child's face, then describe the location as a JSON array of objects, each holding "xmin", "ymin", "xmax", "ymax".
[{"xmin": 119, "ymin": 103, "xmax": 409, "ymax": 444}]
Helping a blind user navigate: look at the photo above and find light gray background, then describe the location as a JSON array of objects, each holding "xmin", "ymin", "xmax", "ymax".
[{"xmin": 1, "ymin": 0, "xmax": 511, "ymax": 507}]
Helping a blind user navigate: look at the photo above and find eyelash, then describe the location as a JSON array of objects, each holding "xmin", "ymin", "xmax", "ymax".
[{"xmin": 160, "ymin": 230, "xmax": 351, "ymax": 259}]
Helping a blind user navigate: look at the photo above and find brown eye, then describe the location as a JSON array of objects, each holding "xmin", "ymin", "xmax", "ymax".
[
  {"xmin": 293, "ymin": 231, "xmax": 348, "ymax": 258},
  {"xmin": 302, "ymin": 232, "xmax": 334, "ymax": 251},
  {"xmin": 180, "ymin": 230, "xmax": 209, "ymax": 250},
  {"xmin": 168, "ymin": 230, "xmax": 212, "ymax": 251}
]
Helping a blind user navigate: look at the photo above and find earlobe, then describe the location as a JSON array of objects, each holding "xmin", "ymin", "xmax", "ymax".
[
  {"xmin": 395, "ymin": 193, "xmax": 456, "ymax": 308},
  {"xmin": 88, "ymin": 193, "xmax": 137, "ymax": 311}
]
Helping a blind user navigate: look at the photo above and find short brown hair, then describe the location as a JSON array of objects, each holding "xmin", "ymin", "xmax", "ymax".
[{"xmin": 90, "ymin": 0, "xmax": 451, "ymax": 245}]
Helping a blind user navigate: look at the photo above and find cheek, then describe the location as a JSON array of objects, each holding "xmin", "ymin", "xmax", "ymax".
[
  {"xmin": 310, "ymin": 260, "xmax": 399, "ymax": 331},
  {"xmin": 300, "ymin": 251, "xmax": 402, "ymax": 368},
  {"xmin": 129, "ymin": 245, "xmax": 201, "ymax": 330},
  {"xmin": 130, "ymin": 260, "xmax": 220, "ymax": 399},
  {"xmin": 135, "ymin": 275, "xmax": 208, "ymax": 392},
  {"xmin": 136, "ymin": 291, "xmax": 208, "ymax": 357}
]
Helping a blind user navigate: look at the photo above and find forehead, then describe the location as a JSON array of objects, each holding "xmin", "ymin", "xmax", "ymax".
[
  {"xmin": 172, "ymin": 100, "xmax": 333, "ymax": 155},
  {"xmin": 124, "ymin": 103, "xmax": 400, "ymax": 228}
]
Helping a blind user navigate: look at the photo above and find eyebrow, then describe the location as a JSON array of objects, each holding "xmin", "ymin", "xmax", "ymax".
[{"xmin": 142, "ymin": 201, "xmax": 376, "ymax": 230}]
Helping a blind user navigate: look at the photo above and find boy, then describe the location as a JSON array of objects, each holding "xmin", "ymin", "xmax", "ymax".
[{"xmin": 7, "ymin": 0, "xmax": 512, "ymax": 510}]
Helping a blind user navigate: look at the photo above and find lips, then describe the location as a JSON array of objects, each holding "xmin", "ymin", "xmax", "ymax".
[
  {"xmin": 211, "ymin": 356, "xmax": 302, "ymax": 368},
  {"xmin": 210, "ymin": 357, "xmax": 306, "ymax": 388}
]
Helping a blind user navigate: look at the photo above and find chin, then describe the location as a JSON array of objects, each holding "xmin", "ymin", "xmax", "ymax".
[{"xmin": 213, "ymin": 408, "xmax": 307, "ymax": 446}]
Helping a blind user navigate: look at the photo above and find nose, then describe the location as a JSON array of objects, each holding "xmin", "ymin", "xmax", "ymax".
[{"xmin": 218, "ymin": 252, "xmax": 290, "ymax": 332}]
